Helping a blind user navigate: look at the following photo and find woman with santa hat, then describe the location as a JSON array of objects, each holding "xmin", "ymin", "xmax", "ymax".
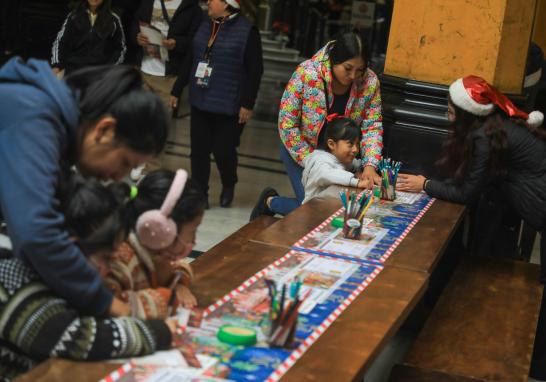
[
  {"xmin": 170, "ymin": 0, "xmax": 263, "ymax": 209},
  {"xmin": 396, "ymin": 75, "xmax": 546, "ymax": 378}
]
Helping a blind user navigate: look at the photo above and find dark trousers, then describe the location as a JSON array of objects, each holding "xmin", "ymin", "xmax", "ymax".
[{"xmin": 190, "ymin": 106, "xmax": 239, "ymax": 195}]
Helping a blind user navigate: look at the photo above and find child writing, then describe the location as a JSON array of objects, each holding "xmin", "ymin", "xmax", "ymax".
[
  {"xmin": 103, "ymin": 169, "xmax": 207, "ymax": 319},
  {"xmin": 301, "ymin": 115, "xmax": 370, "ymax": 203},
  {"xmin": 0, "ymin": 174, "xmax": 176, "ymax": 380}
]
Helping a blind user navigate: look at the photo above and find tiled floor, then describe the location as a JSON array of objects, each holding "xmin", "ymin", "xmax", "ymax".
[{"xmin": 160, "ymin": 116, "xmax": 293, "ymax": 252}]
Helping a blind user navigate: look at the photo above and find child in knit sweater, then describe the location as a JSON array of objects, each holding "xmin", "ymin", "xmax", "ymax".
[
  {"xmin": 0, "ymin": 174, "xmax": 176, "ymax": 380},
  {"xmin": 102, "ymin": 169, "xmax": 207, "ymax": 319},
  {"xmin": 301, "ymin": 116, "xmax": 370, "ymax": 203}
]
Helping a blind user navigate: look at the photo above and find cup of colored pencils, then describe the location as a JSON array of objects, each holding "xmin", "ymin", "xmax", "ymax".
[
  {"xmin": 339, "ymin": 190, "xmax": 374, "ymax": 240},
  {"xmin": 378, "ymin": 158, "xmax": 401, "ymax": 201},
  {"xmin": 264, "ymin": 278, "xmax": 306, "ymax": 349}
]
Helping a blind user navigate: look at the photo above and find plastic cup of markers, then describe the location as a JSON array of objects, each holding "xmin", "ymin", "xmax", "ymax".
[
  {"xmin": 343, "ymin": 217, "xmax": 362, "ymax": 240},
  {"xmin": 380, "ymin": 184, "xmax": 396, "ymax": 201}
]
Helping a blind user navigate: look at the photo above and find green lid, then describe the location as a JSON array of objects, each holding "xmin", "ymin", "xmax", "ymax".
[
  {"xmin": 373, "ymin": 186, "xmax": 381, "ymax": 198},
  {"xmin": 331, "ymin": 216, "xmax": 344, "ymax": 228},
  {"xmin": 217, "ymin": 325, "xmax": 257, "ymax": 346}
]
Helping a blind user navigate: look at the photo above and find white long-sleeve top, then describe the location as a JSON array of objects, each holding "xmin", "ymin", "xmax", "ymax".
[{"xmin": 302, "ymin": 150, "xmax": 362, "ymax": 203}]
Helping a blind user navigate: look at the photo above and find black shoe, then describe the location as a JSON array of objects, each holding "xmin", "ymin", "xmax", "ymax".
[
  {"xmin": 249, "ymin": 187, "xmax": 278, "ymax": 221},
  {"xmin": 220, "ymin": 187, "xmax": 234, "ymax": 208}
]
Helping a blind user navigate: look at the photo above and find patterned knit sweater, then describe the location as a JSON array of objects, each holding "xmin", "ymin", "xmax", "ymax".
[
  {"xmin": 278, "ymin": 42, "xmax": 383, "ymax": 166},
  {"xmin": 0, "ymin": 257, "xmax": 171, "ymax": 381},
  {"xmin": 104, "ymin": 233, "xmax": 194, "ymax": 320}
]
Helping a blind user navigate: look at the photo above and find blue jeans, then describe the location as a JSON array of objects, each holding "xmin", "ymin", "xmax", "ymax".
[{"xmin": 269, "ymin": 145, "xmax": 304, "ymax": 216}]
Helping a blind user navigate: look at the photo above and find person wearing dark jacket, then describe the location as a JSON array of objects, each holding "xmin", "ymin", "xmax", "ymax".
[
  {"xmin": 0, "ymin": 176, "xmax": 175, "ymax": 380},
  {"xmin": 170, "ymin": 0, "xmax": 264, "ymax": 208},
  {"xmin": 0, "ymin": 58, "xmax": 169, "ymax": 318},
  {"xmin": 394, "ymin": 75, "xmax": 546, "ymax": 381},
  {"xmin": 51, "ymin": 0, "xmax": 126, "ymax": 75},
  {"xmin": 132, "ymin": 0, "xmax": 203, "ymax": 104},
  {"xmin": 397, "ymin": 75, "xmax": 545, "ymax": 263}
]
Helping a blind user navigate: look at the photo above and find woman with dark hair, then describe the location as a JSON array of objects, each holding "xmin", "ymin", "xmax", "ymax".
[
  {"xmin": 250, "ymin": 29, "xmax": 383, "ymax": 220},
  {"xmin": 0, "ymin": 58, "xmax": 169, "ymax": 318},
  {"xmin": 397, "ymin": 75, "xmax": 546, "ymax": 379},
  {"xmin": 0, "ymin": 174, "xmax": 176, "ymax": 380},
  {"xmin": 51, "ymin": 0, "xmax": 126, "ymax": 75}
]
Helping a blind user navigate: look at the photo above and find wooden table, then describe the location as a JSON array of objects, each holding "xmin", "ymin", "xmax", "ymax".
[
  {"xmin": 16, "ymin": 191, "xmax": 466, "ymax": 381},
  {"xmin": 192, "ymin": 240, "xmax": 430, "ymax": 382},
  {"xmin": 252, "ymin": 194, "xmax": 467, "ymax": 274}
]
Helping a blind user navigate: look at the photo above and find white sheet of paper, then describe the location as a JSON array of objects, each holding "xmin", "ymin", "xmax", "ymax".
[
  {"xmin": 140, "ymin": 25, "xmax": 164, "ymax": 45},
  {"xmin": 394, "ymin": 191, "xmax": 421, "ymax": 205}
]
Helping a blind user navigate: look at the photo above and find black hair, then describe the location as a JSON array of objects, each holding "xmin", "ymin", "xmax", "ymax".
[
  {"xmin": 329, "ymin": 28, "xmax": 369, "ymax": 67},
  {"xmin": 58, "ymin": 172, "xmax": 128, "ymax": 254},
  {"xmin": 72, "ymin": 0, "xmax": 116, "ymax": 38},
  {"xmin": 65, "ymin": 65, "xmax": 169, "ymax": 156},
  {"xmin": 318, "ymin": 117, "xmax": 360, "ymax": 151},
  {"xmin": 126, "ymin": 170, "xmax": 207, "ymax": 230},
  {"xmin": 438, "ymin": 98, "xmax": 546, "ymax": 183}
]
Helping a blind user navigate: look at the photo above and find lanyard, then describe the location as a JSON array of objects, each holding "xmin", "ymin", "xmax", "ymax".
[{"xmin": 204, "ymin": 20, "xmax": 223, "ymax": 61}]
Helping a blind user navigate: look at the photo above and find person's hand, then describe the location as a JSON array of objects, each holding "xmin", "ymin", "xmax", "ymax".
[
  {"xmin": 239, "ymin": 107, "xmax": 252, "ymax": 124},
  {"xmin": 170, "ymin": 96, "xmax": 179, "ymax": 109},
  {"xmin": 359, "ymin": 165, "xmax": 381, "ymax": 187},
  {"xmin": 176, "ymin": 285, "xmax": 197, "ymax": 309},
  {"xmin": 137, "ymin": 32, "xmax": 149, "ymax": 47},
  {"xmin": 357, "ymin": 178, "xmax": 371, "ymax": 189},
  {"xmin": 396, "ymin": 174, "xmax": 426, "ymax": 193},
  {"xmin": 162, "ymin": 38, "xmax": 176, "ymax": 50},
  {"xmin": 108, "ymin": 297, "xmax": 131, "ymax": 317}
]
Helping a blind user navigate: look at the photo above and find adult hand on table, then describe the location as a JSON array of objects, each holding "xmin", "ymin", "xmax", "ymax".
[
  {"xmin": 359, "ymin": 165, "xmax": 381, "ymax": 189},
  {"xmin": 397, "ymin": 174, "xmax": 427, "ymax": 193},
  {"xmin": 239, "ymin": 107, "xmax": 252, "ymax": 124}
]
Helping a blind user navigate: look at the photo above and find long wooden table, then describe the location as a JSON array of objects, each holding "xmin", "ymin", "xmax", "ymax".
[
  {"xmin": 16, "ymin": 193, "xmax": 466, "ymax": 381},
  {"xmin": 252, "ymin": 194, "xmax": 467, "ymax": 274}
]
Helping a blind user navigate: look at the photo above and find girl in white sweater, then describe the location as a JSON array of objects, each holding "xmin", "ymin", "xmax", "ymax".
[{"xmin": 301, "ymin": 115, "xmax": 370, "ymax": 202}]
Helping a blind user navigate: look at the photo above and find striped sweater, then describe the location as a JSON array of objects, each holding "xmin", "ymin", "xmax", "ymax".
[{"xmin": 0, "ymin": 257, "xmax": 171, "ymax": 381}]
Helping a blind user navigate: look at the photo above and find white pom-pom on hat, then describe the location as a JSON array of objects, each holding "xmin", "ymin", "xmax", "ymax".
[{"xmin": 527, "ymin": 110, "xmax": 544, "ymax": 128}]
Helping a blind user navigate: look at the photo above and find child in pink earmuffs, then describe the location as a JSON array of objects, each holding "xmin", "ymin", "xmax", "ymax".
[{"xmin": 96, "ymin": 169, "xmax": 207, "ymax": 319}]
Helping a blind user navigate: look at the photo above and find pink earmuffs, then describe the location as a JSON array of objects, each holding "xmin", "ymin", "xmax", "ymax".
[{"xmin": 136, "ymin": 169, "xmax": 188, "ymax": 250}]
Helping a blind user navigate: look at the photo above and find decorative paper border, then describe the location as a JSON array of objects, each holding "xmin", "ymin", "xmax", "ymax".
[
  {"xmin": 293, "ymin": 197, "xmax": 436, "ymax": 265},
  {"xmin": 201, "ymin": 249, "xmax": 382, "ymax": 382},
  {"xmin": 99, "ymin": 362, "xmax": 134, "ymax": 382}
]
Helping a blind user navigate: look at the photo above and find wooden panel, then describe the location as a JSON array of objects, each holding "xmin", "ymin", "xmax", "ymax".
[
  {"xmin": 404, "ymin": 256, "xmax": 543, "ymax": 382},
  {"xmin": 389, "ymin": 364, "xmax": 480, "ymax": 382}
]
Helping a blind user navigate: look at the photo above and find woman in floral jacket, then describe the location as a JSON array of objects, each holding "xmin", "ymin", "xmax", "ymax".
[{"xmin": 251, "ymin": 30, "xmax": 383, "ymax": 219}]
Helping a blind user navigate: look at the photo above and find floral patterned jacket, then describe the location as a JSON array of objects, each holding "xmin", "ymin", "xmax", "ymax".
[{"xmin": 278, "ymin": 42, "xmax": 383, "ymax": 166}]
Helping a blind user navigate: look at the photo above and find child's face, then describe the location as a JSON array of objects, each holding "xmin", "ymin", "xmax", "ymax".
[
  {"xmin": 162, "ymin": 213, "xmax": 204, "ymax": 261},
  {"xmin": 327, "ymin": 138, "xmax": 359, "ymax": 166}
]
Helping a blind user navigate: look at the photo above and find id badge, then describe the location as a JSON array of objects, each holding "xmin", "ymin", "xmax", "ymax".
[{"xmin": 195, "ymin": 61, "xmax": 213, "ymax": 88}]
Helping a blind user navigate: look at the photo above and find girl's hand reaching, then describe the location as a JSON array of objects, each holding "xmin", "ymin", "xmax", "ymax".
[
  {"xmin": 357, "ymin": 178, "xmax": 372, "ymax": 189},
  {"xmin": 176, "ymin": 285, "xmax": 197, "ymax": 308}
]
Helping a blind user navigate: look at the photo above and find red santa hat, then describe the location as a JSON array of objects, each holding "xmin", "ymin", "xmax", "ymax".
[
  {"xmin": 225, "ymin": 0, "xmax": 241, "ymax": 9},
  {"xmin": 449, "ymin": 75, "xmax": 544, "ymax": 128}
]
